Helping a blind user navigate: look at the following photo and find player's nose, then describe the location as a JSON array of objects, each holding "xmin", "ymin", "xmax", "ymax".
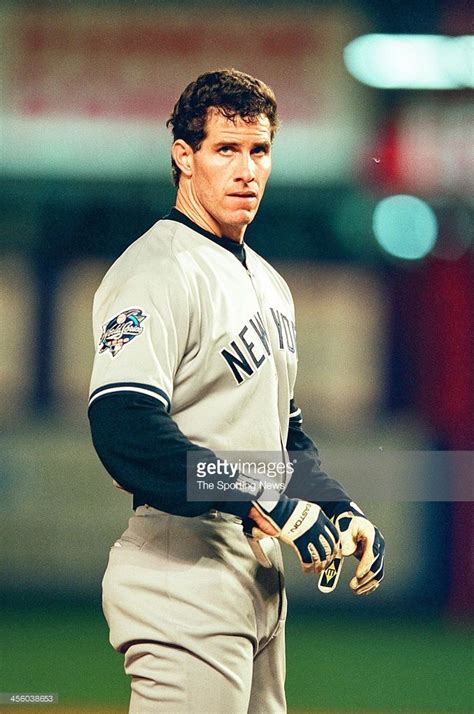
[{"xmin": 236, "ymin": 152, "xmax": 256, "ymax": 183}]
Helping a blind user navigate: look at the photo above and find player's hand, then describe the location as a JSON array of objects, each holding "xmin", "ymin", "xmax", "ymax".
[
  {"xmin": 243, "ymin": 497, "xmax": 340, "ymax": 573},
  {"xmin": 332, "ymin": 503, "xmax": 385, "ymax": 595}
]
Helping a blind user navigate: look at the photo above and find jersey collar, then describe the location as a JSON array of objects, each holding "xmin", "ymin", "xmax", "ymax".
[{"xmin": 165, "ymin": 208, "xmax": 247, "ymax": 265}]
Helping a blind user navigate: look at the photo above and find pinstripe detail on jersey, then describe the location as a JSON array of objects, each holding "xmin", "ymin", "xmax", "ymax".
[{"xmin": 88, "ymin": 383, "xmax": 171, "ymax": 411}]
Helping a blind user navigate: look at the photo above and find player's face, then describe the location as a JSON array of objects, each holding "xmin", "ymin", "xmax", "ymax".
[{"xmin": 189, "ymin": 110, "xmax": 272, "ymax": 241}]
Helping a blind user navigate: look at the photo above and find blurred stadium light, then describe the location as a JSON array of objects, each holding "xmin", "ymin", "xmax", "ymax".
[
  {"xmin": 372, "ymin": 194, "xmax": 438, "ymax": 260},
  {"xmin": 344, "ymin": 34, "xmax": 474, "ymax": 89}
]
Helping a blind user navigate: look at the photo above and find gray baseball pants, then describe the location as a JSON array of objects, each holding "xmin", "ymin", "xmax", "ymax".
[{"xmin": 102, "ymin": 506, "xmax": 287, "ymax": 713}]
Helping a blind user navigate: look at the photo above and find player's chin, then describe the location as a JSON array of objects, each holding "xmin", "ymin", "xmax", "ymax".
[{"xmin": 230, "ymin": 208, "xmax": 257, "ymax": 226}]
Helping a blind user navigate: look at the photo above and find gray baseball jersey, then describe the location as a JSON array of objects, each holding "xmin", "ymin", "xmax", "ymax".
[{"xmin": 89, "ymin": 210, "xmax": 298, "ymax": 459}]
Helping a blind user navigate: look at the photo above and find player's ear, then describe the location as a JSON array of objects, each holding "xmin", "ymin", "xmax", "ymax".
[{"xmin": 171, "ymin": 140, "xmax": 194, "ymax": 179}]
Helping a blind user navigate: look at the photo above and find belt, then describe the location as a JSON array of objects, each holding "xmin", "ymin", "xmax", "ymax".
[{"xmin": 136, "ymin": 504, "xmax": 241, "ymax": 524}]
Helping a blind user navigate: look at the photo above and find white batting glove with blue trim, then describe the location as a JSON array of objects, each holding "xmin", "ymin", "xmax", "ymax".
[
  {"xmin": 334, "ymin": 502, "xmax": 385, "ymax": 595},
  {"xmin": 243, "ymin": 496, "xmax": 340, "ymax": 573}
]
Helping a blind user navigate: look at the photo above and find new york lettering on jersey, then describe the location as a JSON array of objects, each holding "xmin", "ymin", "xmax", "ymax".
[{"xmin": 221, "ymin": 308, "xmax": 296, "ymax": 384}]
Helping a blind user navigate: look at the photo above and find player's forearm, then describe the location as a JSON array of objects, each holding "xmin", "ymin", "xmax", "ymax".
[{"xmin": 285, "ymin": 418, "xmax": 351, "ymax": 516}]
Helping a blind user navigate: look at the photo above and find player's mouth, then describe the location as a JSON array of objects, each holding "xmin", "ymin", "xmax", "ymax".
[{"xmin": 227, "ymin": 192, "xmax": 258, "ymax": 200}]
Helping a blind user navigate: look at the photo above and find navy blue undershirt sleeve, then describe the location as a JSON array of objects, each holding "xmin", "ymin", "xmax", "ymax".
[
  {"xmin": 89, "ymin": 392, "xmax": 256, "ymax": 519},
  {"xmin": 285, "ymin": 399, "xmax": 351, "ymax": 518},
  {"xmin": 89, "ymin": 392, "xmax": 224, "ymax": 517}
]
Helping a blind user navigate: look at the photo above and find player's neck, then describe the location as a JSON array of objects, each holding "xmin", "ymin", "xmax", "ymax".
[{"xmin": 175, "ymin": 191, "xmax": 245, "ymax": 244}]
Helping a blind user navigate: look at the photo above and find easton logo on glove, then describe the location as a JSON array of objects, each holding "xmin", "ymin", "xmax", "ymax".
[
  {"xmin": 318, "ymin": 556, "xmax": 345, "ymax": 593},
  {"xmin": 243, "ymin": 496, "xmax": 340, "ymax": 574},
  {"xmin": 288, "ymin": 502, "xmax": 312, "ymax": 533}
]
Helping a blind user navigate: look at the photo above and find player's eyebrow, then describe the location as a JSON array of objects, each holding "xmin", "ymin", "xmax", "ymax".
[
  {"xmin": 214, "ymin": 140, "xmax": 271, "ymax": 150},
  {"xmin": 214, "ymin": 141, "xmax": 238, "ymax": 147},
  {"xmin": 252, "ymin": 141, "xmax": 271, "ymax": 151}
]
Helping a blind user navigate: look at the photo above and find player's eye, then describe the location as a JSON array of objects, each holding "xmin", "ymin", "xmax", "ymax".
[
  {"xmin": 252, "ymin": 145, "xmax": 269, "ymax": 156},
  {"xmin": 218, "ymin": 145, "xmax": 234, "ymax": 155}
]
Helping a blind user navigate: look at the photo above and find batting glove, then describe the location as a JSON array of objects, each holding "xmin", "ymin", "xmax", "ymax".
[
  {"xmin": 243, "ymin": 496, "xmax": 340, "ymax": 573},
  {"xmin": 332, "ymin": 502, "xmax": 385, "ymax": 595}
]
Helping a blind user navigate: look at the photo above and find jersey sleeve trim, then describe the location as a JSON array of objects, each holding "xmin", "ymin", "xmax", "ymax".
[
  {"xmin": 88, "ymin": 382, "xmax": 171, "ymax": 412},
  {"xmin": 289, "ymin": 407, "xmax": 302, "ymax": 420},
  {"xmin": 289, "ymin": 398, "xmax": 302, "ymax": 423}
]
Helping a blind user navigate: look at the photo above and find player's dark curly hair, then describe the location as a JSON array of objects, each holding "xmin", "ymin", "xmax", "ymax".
[{"xmin": 167, "ymin": 68, "xmax": 280, "ymax": 186}]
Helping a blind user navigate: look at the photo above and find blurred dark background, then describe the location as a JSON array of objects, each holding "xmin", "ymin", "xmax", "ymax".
[{"xmin": 1, "ymin": 1, "xmax": 472, "ymax": 712}]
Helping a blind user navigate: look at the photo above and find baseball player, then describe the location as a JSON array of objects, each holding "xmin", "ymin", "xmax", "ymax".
[{"xmin": 88, "ymin": 69, "xmax": 385, "ymax": 714}]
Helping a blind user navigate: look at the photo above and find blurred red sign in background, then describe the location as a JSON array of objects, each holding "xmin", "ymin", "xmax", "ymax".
[{"xmin": 6, "ymin": 6, "xmax": 365, "ymax": 122}]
